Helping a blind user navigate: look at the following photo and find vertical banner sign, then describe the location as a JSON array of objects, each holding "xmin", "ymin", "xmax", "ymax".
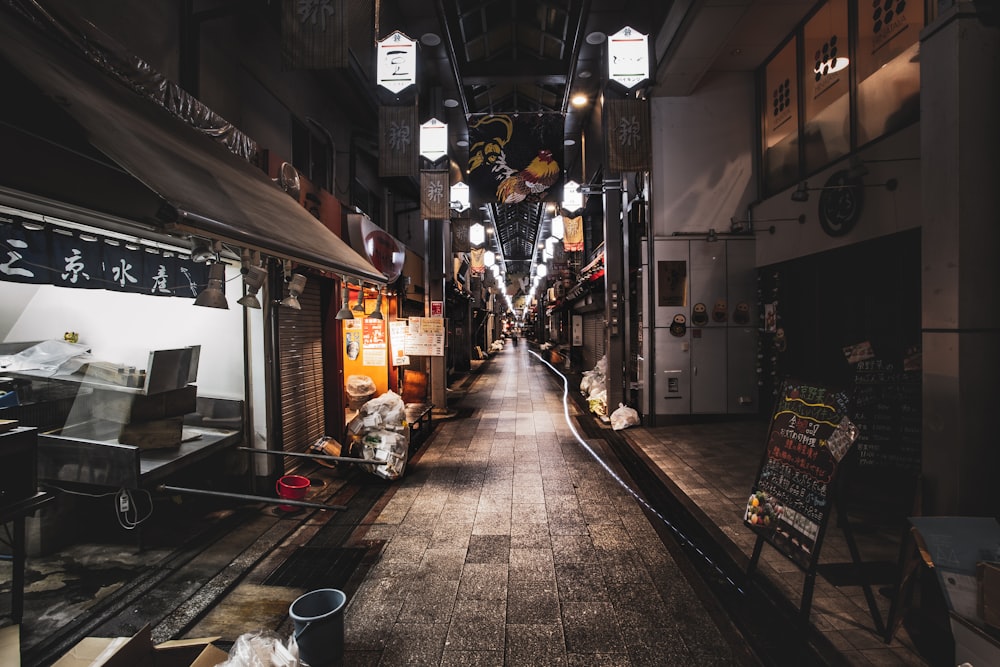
[
  {"xmin": 467, "ymin": 114, "xmax": 564, "ymax": 205},
  {"xmin": 376, "ymin": 31, "xmax": 417, "ymax": 94},
  {"xmin": 281, "ymin": 0, "xmax": 348, "ymax": 70},
  {"xmin": 379, "ymin": 105, "xmax": 417, "ymax": 177},
  {"xmin": 469, "ymin": 247, "xmax": 486, "ymax": 275},
  {"xmin": 605, "ymin": 98, "xmax": 651, "ymax": 172},
  {"xmin": 745, "ymin": 379, "xmax": 857, "ymax": 569},
  {"xmin": 421, "ymin": 171, "xmax": 450, "ymax": 219},
  {"xmin": 452, "ymin": 219, "xmax": 471, "ymax": 253},
  {"xmin": 562, "ymin": 215, "xmax": 584, "ymax": 252}
]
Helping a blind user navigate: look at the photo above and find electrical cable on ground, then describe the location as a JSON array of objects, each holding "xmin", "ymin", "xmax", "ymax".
[{"xmin": 529, "ymin": 349, "xmax": 745, "ymax": 595}]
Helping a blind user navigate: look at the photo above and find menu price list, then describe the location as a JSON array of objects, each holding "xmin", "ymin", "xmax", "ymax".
[{"xmin": 852, "ymin": 359, "xmax": 920, "ymax": 472}]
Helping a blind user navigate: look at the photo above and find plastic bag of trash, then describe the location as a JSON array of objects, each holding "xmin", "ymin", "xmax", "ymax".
[
  {"xmin": 218, "ymin": 630, "xmax": 300, "ymax": 666},
  {"xmin": 361, "ymin": 428, "xmax": 409, "ymax": 480},
  {"xmin": 361, "ymin": 390, "xmax": 406, "ymax": 429},
  {"xmin": 346, "ymin": 374, "xmax": 377, "ymax": 410},
  {"xmin": 588, "ymin": 388, "xmax": 608, "ymax": 417},
  {"xmin": 580, "ymin": 372, "xmax": 594, "ymax": 396},
  {"xmin": 610, "ymin": 403, "xmax": 640, "ymax": 431}
]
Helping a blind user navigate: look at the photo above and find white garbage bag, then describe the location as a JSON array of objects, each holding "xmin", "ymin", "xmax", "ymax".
[{"xmin": 610, "ymin": 403, "xmax": 640, "ymax": 431}]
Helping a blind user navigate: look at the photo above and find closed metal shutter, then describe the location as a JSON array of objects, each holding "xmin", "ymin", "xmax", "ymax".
[
  {"xmin": 582, "ymin": 312, "xmax": 605, "ymax": 370},
  {"xmin": 277, "ymin": 283, "xmax": 325, "ymax": 458}
]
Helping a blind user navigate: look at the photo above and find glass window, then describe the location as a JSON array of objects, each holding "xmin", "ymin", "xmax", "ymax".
[
  {"xmin": 763, "ymin": 38, "xmax": 800, "ymax": 194},
  {"xmin": 802, "ymin": 0, "xmax": 851, "ymax": 173},
  {"xmin": 856, "ymin": 0, "xmax": 922, "ymax": 144}
]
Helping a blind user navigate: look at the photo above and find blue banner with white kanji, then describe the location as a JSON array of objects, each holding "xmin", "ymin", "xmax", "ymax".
[{"xmin": 0, "ymin": 213, "xmax": 208, "ymax": 297}]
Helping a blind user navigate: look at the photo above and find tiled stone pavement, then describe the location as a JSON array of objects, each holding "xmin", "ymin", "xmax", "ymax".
[
  {"xmin": 620, "ymin": 419, "xmax": 934, "ymax": 666},
  {"xmin": 339, "ymin": 346, "xmax": 754, "ymax": 666}
]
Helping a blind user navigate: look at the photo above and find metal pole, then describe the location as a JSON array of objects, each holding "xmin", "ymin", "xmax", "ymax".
[
  {"xmin": 156, "ymin": 484, "xmax": 347, "ymax": 511},
  {"xmin": 237, "ymin": 447, "xmax": 382, "ymax": 465}
]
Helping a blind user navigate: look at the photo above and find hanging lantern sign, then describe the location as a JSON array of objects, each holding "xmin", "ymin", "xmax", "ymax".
[
  {"xmin": 562, "ymin": 180, "xmax": 583, "ymax": 213},
  {"xmin": 376, "ymin": 31, "xmax": 417, "ymax": 94},
  {"xmin": 608, "ymin": 26, "xmax": 649, "ymax": 90},
  {"xmin": 450, "ymin": 181, "xmax": 470, "ymax": 211},
  {"xmin": 420, "ymin": 117, "xmax": 448, "ymax": 162}
]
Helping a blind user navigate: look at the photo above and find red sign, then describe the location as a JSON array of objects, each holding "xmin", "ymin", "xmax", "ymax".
[{"xmin": 431, "ymin": 300, "xmax": 443, "ymax": 317}]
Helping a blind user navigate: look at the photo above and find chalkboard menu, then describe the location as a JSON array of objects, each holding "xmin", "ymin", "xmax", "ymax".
[
  {"xmin": 851, "ymin": 359, "xmax": 921, "ymax": 472},
  {"xmin": 746, "ymin": 379, "xmax": 858, "ymax": 569}
]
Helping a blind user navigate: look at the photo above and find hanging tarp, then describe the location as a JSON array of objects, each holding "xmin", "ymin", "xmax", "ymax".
[{"xmin": 467, "ymin": 114, "xmax": 564, "ymax": 206}]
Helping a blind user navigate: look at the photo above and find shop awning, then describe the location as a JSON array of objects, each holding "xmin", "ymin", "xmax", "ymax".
[{"xmin": 0, "ymin": 8, "xmax": 386, "ymax": 284}]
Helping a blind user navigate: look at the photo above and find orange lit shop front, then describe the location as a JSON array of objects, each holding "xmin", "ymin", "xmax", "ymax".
[{"xmin": 342, "ymin": 213, "xmax": 407, "ymax": 416}]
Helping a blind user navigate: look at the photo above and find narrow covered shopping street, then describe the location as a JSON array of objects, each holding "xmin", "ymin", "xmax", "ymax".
[{"xmin": 6, "ymin": 341, "xmax": 935, "ymax": 666}]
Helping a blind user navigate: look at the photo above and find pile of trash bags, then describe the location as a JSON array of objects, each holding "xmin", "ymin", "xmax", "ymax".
[
  {"xmin": 580, "ymin": 355, "xmax": 608, "ymax": 418},
  {"xmin": 345, "ymin": 390, "xmax": 409, "ymax": 480},
  {"xmin": 579, "ymin": 355, "xmax": 640, "ymax": 430}
]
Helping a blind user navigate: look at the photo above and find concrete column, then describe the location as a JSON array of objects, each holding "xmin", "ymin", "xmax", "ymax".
[
  {"xmin": 425, "ymin": 218, "xmax": 449, "ymax": 410},
  {"xmin": 920, "ymin": 3, "xmax": 1000, "ymax": 516},
  {"xmin": 603, "ymin": 175, "xmax": 625, "ymax": 410}
]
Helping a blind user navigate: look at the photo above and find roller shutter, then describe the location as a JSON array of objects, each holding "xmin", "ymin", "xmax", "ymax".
[
  {"xmin": 277, "ymin": 283, "xmax": 325, "ymax": 459},
  {"xmin": 582, "ymin": 313, "xmax": 605, "ymax": 370}
]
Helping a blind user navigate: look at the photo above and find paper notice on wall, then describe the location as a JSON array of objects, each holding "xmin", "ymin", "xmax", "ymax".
[
  {"xmin": 407, "ymin": 317, "xmax": 445, "ymax": 356},
  {"xmin": 362, "ymin": 318, "xmax": 387, "ymax": 366},
  {"xmin": 389, "ymin": 321, "xmax": 410, "ymax": 366}
]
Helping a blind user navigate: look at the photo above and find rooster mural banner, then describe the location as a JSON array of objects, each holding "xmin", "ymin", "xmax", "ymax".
[{"xmin": 467, "ymin": 114, "xmax": 564, "ymax": 206}]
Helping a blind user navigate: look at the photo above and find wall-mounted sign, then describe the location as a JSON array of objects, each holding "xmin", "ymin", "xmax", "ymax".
[
  {"xmin": 347, "ymin": 213, "xmax": 405, "ymax": 282},
  {"xmin": 420, "ymin": 117, "xmax": 448, "ymax": 162},
  {"xmin": 431, "ymin": 300, "xmax": 443, "ymax": 317},
  {"xmin": 376, "ymin": 31, "xmax": 417, "ymax": 94},
  {"xmin": 408, "ymin": 317, "xmax": 445, "ymax": 356},
  {"xmin": 608, "ymin": 26, "xmax": 649, "ymax": 90}
]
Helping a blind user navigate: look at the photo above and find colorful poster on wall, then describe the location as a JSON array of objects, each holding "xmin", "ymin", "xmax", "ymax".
[
  {"xmin": 389, "ymin": 320, "xmax": 410, "ymax": 366},
  {"xmin": 362, "ymin": 318, "xmax": 387, "ymax": 366}
]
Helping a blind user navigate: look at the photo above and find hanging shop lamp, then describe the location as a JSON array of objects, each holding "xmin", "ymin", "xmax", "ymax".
[{"xmin": 194, "ymin": 262, "xmax": 229, "ymax": 309}]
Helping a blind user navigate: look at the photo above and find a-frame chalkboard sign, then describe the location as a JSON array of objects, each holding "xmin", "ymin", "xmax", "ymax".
[{"xmin": 744, "ymin": 379, "xmax": 882, "ymax": 630}]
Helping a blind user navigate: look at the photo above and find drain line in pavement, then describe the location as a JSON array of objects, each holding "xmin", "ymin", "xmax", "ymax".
[{"xmin": 530, "ymin": 350, "xmax": 744, "ymax": 595}]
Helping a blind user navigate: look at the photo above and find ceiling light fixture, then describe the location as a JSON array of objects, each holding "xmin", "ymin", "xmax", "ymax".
[
  {"xmin": 571, "ymin": 94, "xmax": 588, "ymax": 107},
  {"xmin": 352, "ymin": 284, "xmax": 367, "ymax": 312},
  {"xmin": 237, "ymin": 264, "xmax": 267, "ymax": 309},
  {"xmin": 194, "ymin": 262, "xmax": 229, "ymax": 309},
  {"xmin": 368, "ymin": 286, "xmax": 384, "ymax": 320},
  {"xmin": 280, "ymin": 273, "xmax": 307, "ymax": 310},
  {"xmin": 335, "ymin": 280, "xmax": 354, "ymax": 320}
]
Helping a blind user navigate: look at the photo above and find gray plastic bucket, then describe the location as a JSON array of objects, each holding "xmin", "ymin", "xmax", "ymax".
[{"xmin": 289, "ymin": 588, "xmax": 347, "ymax": 667}]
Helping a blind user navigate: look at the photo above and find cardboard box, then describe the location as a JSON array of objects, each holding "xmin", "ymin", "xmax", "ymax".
[
  {"xmin": 51, "ymin": 625, "xmax": 227, "ymax": 667},
  {"xmin": 979, "ymin": 561, "xmax": 1000, "ymax": 630}
]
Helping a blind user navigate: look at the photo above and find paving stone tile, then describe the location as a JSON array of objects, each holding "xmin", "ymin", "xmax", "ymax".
[
  {"xmin": 560, "ymin": 601, "xmax": 626, "ymax": 654},
  {"xmin": 505, "ymin": 623, "xmax": 567, "ymax": 667},
  {"xmin": 506, "ymin": 579, "xmax": 560, "ymax": 624},
  {"xmin": 466, "ymin": 534, "xmax": 510, "ymax": 564},
  {"xmin": 445, "ymin": 599, "xmax": 507, "ymax": 651},
  {"xmin": 457, "ymin": 563, "xmax": 508, "ymax": 601}
]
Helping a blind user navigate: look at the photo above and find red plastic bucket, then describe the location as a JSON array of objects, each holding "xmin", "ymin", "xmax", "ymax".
[{"xmin": 276, "ymin": 474, "xmax": 310, "ymax": 511}]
